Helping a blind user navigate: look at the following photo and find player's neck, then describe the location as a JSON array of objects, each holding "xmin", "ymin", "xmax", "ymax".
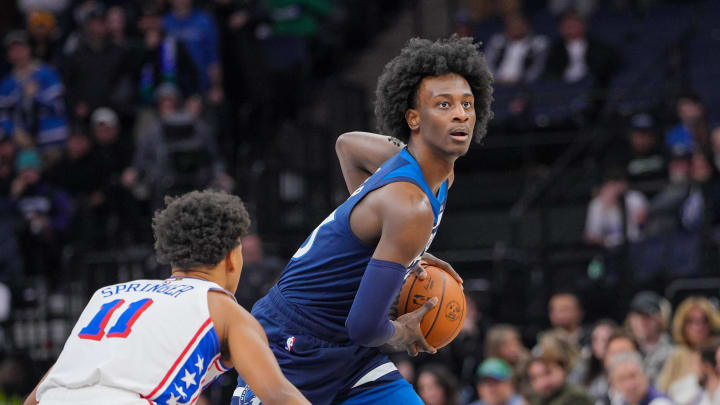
[
  {"xmin": 171, "ymin": 268, "xmax": 222, "ymax": 286},
  {"xmin": 406, "ymin": 142, "xmax": 454, "ymax": 194}
]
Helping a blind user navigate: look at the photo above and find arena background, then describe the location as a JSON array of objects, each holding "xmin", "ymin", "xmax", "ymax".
[{"xmin": 1, "ymin": 0, "xmax": 719, "ymax": 404}]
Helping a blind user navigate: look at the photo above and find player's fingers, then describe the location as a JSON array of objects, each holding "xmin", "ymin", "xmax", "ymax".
[
  {"xmin": 416, "ymin": 266, "xmax": 428, "ymax": 280},
  {"xmin": 414, "ymin": 297, "xmax": 438, "ymax": 318},
  {"xmin": 407, "ymin": 343, "xmax": 419, "ymax": 357},
  {"xmin": 423, "ymin": 253, "xmax": 463, "ymax": 284},
  {"xmin": 416, "ymin": 336, "xmax": 437, "ymax": 355}
]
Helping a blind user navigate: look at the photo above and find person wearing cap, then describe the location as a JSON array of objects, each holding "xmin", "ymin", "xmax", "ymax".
[
  {"xmin": 626, "ymin": 291, "xmax": 675, "ymax": 385},
  {"xmin": 27, "ymin": 10, "xmax": 61, "ymax": 65},
  {"xmin": 10, "ymin": 149, "xmax": 72, "ymax": 286},
  {"xmin": 621, "ymin": 113, "xmax": 668, "ymax": 194},
  {"xmin": 608, "ymin": 351, "xmax": 674, "ymax": 405},
  {"xmin": 0, "ymin": 30, "xmax": 68, "ymax": 151},
  {"xmin": 469, "ymin": 358, "xmax": 524, "ymax": 405}
]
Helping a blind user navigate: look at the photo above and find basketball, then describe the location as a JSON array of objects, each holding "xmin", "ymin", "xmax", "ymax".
[{"xmin": 391, "ymin": 264, "xmax": 466, "ymax": 349}]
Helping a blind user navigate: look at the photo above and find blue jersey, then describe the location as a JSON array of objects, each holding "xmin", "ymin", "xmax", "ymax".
[{"xmin": 276, "ymin": 148, "xmax": 448, "ymax": 341}]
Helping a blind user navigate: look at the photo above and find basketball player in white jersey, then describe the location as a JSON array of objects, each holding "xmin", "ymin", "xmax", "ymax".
[{"xmin": 23, "ymin": 190, "xmax": 310, "ymax": 405}]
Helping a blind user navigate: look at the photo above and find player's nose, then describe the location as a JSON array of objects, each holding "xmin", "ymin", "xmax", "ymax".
[{"xmin": 451, "ymin": 105, "xmax": 469, "ymax": 122}]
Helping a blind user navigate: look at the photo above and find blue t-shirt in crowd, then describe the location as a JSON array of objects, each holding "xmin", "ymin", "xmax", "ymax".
[{"xmin": 163, "ymin": 10, "xmax": 219, "ymax": 89}]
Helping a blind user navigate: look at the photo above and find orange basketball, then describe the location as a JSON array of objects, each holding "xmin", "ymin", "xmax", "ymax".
[{"xmin": 390, "ymin": 264, "xmax": 466, "ymax": 349}]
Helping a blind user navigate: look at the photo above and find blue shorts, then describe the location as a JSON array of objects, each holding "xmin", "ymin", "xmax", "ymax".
[{"xmin": 231, "ymin": 287, "xmax": 420, "ymax": 405}]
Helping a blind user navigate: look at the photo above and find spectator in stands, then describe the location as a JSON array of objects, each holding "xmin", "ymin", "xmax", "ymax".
[
  {"xmin": 585, "ymin": 168, "xmax": 648, "ymax": 248},
  {"xmin": 11, "ymin": 149, "xmax": 72, "ymax": 287},
  {"xmin": 536, "ymin": 329, "xmax": 585, "ymax": 386},
  {"xmin": 607, "ymin": 351, "xmax": 674, "ymax": 405},
  {"xmin": 0, "ymin": 136, "xmax": 21, "ymax": 286},
  {"xmin": 602, "ymin": 331, "xmax": 642, "ymax": 405},
  {"xmin": 129, "ymin": 4, "xmax": 201, "ymax": 106},
  {"xmin": 234, "ymin": 233, "xmax": 285, "ymax": 309},
  {"xmin": 710, "ymin": 126, "xmax": 720, "ymax": 173},
  {"xmin": 91, "ymin": 107, "xmax": 133, "ymax": 189},
  {"xmin": 546, "ymin": 9, "xmax": 619, "ymax": 87},
  {"xmin": 164, "ymin": 0, "xmax": 223, "ymax": 99},
  {"xmin": 548, "ymin": 0, "xmax": 598, "ymax": 17},
  {"xmin": 622, "ymin": 114, "xmax": 668, "ymax": 194},
  {"xmin": 626, "ymin": 291, "xmax": 675, "ymax": 385},
  {"xmin": 666, "ymin": 94, "xmax": 710, "ymax": 155},
  {"xmin": 121, "ymin": 83, "xmax": 232, "ymax": 209},
  {"xmin": 646, "ymin": 152, "xmax": 702, "ymax": 237},
  {"xmin": 548, "ymin": 292, "xmax": 587, "ymax": 350},
  {"xmin": 658, "ymin": 297, "xmax": 720, "ymax": 405},
  {"xmin": 106, "ymin": 6, "xmax": 129, "ymax": 49},
  {"xmin": 526, "ymin": 345, "xmax": 593, "ymax": 405},
  {"xmin": 469, "ymin": 358, "xmax": 524, "ymax": 405},
  {"xmin": 486, "ymin": 324, "xmax": 530, "ymax": 377},
  {"xmin": 417, "ymin": 364, "xmax": 460, "ymax": 405},
  {"xmin": 582, "ymin": 319, "xmax": 617, "ymax": 402},
  {"xmin": 61, "ymin": 4, "xmax": 127, "ymax": 122},
  {"xmin": 0, "ymin": 30, "xmax": 68, "ymax": 156},
  {"xmin": 26, "ymin": 10, "xmax": 61, "ymax": 66},
  {"xmin": 484, "ymin": 13, "xmax": 549, "ymax": 85},
  {"xmin": 697, "ymin": 336, "xmax": 720, "ymax": 405}
]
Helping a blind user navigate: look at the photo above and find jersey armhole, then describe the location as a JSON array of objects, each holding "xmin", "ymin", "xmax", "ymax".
[{"xmin": 345, "ymin": 177, "xmax": 430, "ymax": 247}]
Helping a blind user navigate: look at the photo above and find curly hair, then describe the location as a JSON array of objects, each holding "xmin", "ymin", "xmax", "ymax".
[
  {"xmin": 152, "ymin": 190, "xmax": 251, "ymax": 270},
  {"xmin": 374, "ymin": 35, "xmax": 494, "ymax": 144}
]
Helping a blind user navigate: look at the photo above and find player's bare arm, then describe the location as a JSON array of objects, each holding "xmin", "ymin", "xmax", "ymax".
[
  {"xmin": 346, "ymin": 182, "xmax": 439, "ymax": 356},
  {"xmin": 208, "ymin": 291, "xmax": 310, "ymax": 405}
]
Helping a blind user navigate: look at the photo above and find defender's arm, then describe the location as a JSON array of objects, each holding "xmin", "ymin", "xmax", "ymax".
[
  {"xmin": 209, "ymin": 292, "xmax": 310, "ymax": 405},
  {"xmin": 335, "ymin": 132, "xmax": 404, "ymax": 194}
]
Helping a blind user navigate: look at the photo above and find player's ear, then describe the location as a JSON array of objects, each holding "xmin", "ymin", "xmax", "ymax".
[
  {"xmin": 226, "ymin": 243, "xmax": 243, "ymax": 273},
  {"xmin": 406, "ymin": 109, "xmax": 420, "ymax": 131}
]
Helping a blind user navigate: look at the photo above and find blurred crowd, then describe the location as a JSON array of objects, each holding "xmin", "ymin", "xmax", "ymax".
[{"xmin": 401, "ymin": 291, "xmax": 720, "ymax": 405}]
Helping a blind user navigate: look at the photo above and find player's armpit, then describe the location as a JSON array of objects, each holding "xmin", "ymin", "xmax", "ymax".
[
  {"xmin": 221, "ymin": 302, "xmax": 310, "ymax": 405},
  {"xmin": 336, "ymin": 131, "xmax": 405, "ymax": 194},
  {"xmin": 23, "ymin": 367, "xmax": 51, "ymax": 405}
]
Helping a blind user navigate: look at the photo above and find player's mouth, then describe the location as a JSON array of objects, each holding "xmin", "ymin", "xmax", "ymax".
[{"xmin": 449, "ymin": 127, "xmax": 470, "ymax": 142}]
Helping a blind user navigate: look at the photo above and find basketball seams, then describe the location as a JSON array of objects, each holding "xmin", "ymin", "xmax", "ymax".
[
  {"xmin": 402, "ymin": 275, "xmax": 419, "ymax": 315},
  {"xmin": 439, "ymin": 295, "xmax": 466, "ymax": 348},
  {"xmin": 424, "ymin": 271, "xmax": 446, "ymax": 339}
]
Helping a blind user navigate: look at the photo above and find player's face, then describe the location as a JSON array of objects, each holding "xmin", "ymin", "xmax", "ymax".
[{"xmin": 410, "ymin": 73, "xmax": 475, "ymax": 157}]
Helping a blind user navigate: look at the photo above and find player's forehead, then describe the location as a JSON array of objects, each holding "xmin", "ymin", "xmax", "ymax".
[{"xmin": 417, "ymin": 73, "xmax": 473, "ymax": 100}]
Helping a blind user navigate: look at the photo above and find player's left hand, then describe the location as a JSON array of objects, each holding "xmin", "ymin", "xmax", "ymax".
[{"xmin": 415, "ymin": 252, "xmax": 463, "ymax": 286}]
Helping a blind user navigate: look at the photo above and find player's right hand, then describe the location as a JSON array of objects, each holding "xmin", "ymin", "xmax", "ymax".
[{"xmin": 389, "ymin": 297, "xmax": 438, "ymax": 356}]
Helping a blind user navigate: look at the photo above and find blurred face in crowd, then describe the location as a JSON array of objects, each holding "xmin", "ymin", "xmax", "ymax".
[
  {"xmin": 685, "ymin": 307, "xmax": 711, "ymax": 348},
  {"xmin": 86, "ymin": 15, "xmax": 107, "ymax": 41},
  {"xmin": 629, "ymin": 130, "xmax": 656, "ymax": 154},
  {"xmin": 604, "ymin": 337, "xmax": 636, "ymax": 369},
  {"xmin": 591, "ymin": 324, "xmax": 615, "ymax": 361},
  {"xmin": 628, "ymin": 312, "xmax": 662, "ymax": 345},
  {"xmin": 94, "ymin": 122, "xmax": 118, "ymax": 145},
  {"xmin": 549, "ymin": 294, "xmax": 583, "ymax": 332},
  {"xmin": 107, "ymin": 6, "xmax": 126, "ymax": 36},
  {"xmin": 528, "ymin": 360, "xmax": 566, "ymax": 398},
  {"xmin": 692, "ymin": 153, "xmax": 713, "ymax": 182},
  {"xmin": 418, "ymin": 371, "xmax": 447, "ymax": 405},
  {"xmin": 18, "ymin": 167, "xmax": 41, "ymax": 186},
  {"xmin": 158, "ymin": 95, "xmax": 180, "ymax": 116},
  {"xmin": 611, "ymin": 361, "xmax": 648, "ymax": 405},
  {"xmin": 172, "ymin": 0, "xmax": 193, "ymax": 14},
  {"xmin": 499, "ymin": 330, "xmax": 525, "ymax": 365},
  {"xmin": 669, "ymin": 157, "xmax": 691, "ymax": 183},
  {"xmin": 478, "ymin": 378, "xmax": 514, "ymax": 405},
  {"xmin": 7, "ymin": 42, "xmax": 32, "ymax": 67},
  {"xmin": 396, "ymin": 359, "xmax": 416, "ymax": 384},
  {"xmin": 560, "ymin": 13, "xmax": 586, "ymax": 41},
  {"xmin": 677, "ymin": 98, "xmax": 703, "ymax": 124},
  {"xmin": 67, "ymin": 134, "xmax": 91, "ymax": 160},
  {"xmin": 505, "ymin": 14, "xmax": 529, "ymax": 40},
  {"xmin": 711, "ymin": 128, "xmax": 720, "ymax": 155}
]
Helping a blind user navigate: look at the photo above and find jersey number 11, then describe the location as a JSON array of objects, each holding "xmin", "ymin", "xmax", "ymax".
[{"xmin": 78, "ymin": 298, "xmax": 154, "ymax": 341}]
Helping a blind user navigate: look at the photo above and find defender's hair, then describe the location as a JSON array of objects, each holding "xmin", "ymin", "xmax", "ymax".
[
  {"xmin": 153, "ymin": 190, "xmax": 251, "ymax": 269},
  {"xmin": 374, "ymin": 35, "xmax": 494, "ymax": 144}
]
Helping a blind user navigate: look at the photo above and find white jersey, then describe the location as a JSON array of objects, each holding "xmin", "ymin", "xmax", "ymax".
[{"xmin": 37, "ymin": 277, "xmax": 233, "ymax": 405}]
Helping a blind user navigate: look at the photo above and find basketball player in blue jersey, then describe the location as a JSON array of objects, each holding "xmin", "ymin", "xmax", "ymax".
[
  {"xmin": 23, "ymin": 191, "xmax": 309, "ymax": 405},
  {"xmin": 232, "ymin": 36, "xmax": 494, "ymax": 405}
]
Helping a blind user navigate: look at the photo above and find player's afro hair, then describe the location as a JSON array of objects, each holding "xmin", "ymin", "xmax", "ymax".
[
  {"xmin": 375, "ymin": 35, "xmax": 494, "ymax": 144},
  {"xmin": 152, "ymin": 190, "xmax": 251, "ymax": 270}
]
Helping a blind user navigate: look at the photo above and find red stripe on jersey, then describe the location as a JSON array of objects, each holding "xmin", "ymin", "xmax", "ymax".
[
  {"xmin": 107, "ymin": 299, "xmax": 154, "ymax": 338},
  {"xmin": 142, "ymin": 317, "xmax": 213, "ymax": 399}
]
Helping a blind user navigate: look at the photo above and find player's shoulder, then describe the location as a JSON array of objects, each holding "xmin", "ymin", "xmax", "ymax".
[
  {"xmin": 207, "ymin": 290, "xmax": 253, "ymax": 323},
  {"xmin": 372, "ymin": 182, "xmax": 434, "ymax": 227}
]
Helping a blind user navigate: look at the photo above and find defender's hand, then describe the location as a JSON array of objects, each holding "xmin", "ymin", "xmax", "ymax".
[
  {"xmin": 413, "ymin": 253, "xmax": 463, "ymax": 285},
  {"xmin": 389, "ymin": 297, "xmax": 438, "ymax": 356}
]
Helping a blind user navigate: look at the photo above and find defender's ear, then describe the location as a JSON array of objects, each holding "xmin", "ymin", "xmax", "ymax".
[{"xmin": 406, "ymin": 109, "xmax": 420, "ymax": 131}]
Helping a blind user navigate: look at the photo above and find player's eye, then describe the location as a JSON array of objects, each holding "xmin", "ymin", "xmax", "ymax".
[
  {"xmin": 462, "ymin": 101, "xmax": 472, "ymax": 109},
  {"xmin": 438, "ymin": 101, "xmax": 450, "ymax": 108}
]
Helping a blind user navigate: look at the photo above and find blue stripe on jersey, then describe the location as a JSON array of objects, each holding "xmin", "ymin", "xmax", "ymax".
[
  {"xmin": 275, "ymin": 148, "xmax": 448, "ymax": 342},
  {"xmin": 153, "ymin": 326, "xmax": 223, "ymax": 404}
]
